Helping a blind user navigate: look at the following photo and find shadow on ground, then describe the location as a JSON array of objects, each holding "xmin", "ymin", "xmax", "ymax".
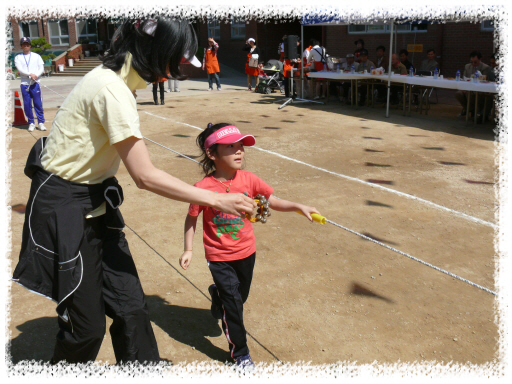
[
  {"xmin": 146, "ymin": 295, "xmax": 230, "ymax": 363},
  {"xmin": 9, "ymin": 316, "xmax": 58, "ymax": 364}
]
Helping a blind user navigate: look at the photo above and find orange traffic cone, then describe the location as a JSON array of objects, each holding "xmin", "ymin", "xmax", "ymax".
[{"xmin": 12, "ymin": 90, "xmax": 28, "ymax": 126}]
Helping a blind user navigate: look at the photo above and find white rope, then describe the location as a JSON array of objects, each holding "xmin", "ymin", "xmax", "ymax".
[
  {"xmin": 324, "ymin": 219, "xmax": 496, "ymax": 296},
  {"xmin": 143, "ymin": 136, "xmax": 497, "ymax": 296},
  {"xmin": 40, "ymin": 83, "xmax": 69, "ymax": 100}
]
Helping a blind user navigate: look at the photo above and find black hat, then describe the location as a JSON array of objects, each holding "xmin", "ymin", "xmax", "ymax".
[
  {"xmin": 20, "ymin": 37, "xmax": 31, "ymax": 45},
  {"xmin": 360, "ymin": 49, "xmax": 369, "ymax": 56}
]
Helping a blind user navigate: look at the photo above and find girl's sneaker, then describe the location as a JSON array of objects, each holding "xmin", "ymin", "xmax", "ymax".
[
  {"xmin": 208, "ymin": 88, "xmax": 213, "ymax": 91},
  {"xmin": 248, "ymin": 86, "xmax": 252, "ymax": 91},
  {"xmin": 235, "ymin": 354, "xmax": 255, "ymax": 372}
]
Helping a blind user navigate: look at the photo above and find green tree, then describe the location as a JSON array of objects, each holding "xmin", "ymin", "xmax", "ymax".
[
  {"xmin": 31, "ymin": 37, "xmax": 56, "ymax": 63},
  {"xmin": 31, "ymin": 37, "xmax": 52, "ymax": 55}
]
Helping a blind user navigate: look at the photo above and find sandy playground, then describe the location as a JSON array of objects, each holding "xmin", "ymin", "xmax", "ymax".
[{"xmin": 6, "ymin": 76, "xmax": 499, "ymax": 371}]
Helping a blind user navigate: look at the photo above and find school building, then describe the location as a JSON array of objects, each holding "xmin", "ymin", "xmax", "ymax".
[{"xmin": 9, "ymin": 17, "xmax": 496, "ymax": 78}]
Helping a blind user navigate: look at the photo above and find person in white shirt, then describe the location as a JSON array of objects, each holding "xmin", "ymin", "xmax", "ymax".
[
  {"xmin": 306, "ymin": 39, "xmax": 327, "ymax": 99},
  {"xmin": 14, "ymin": 37, "xmax": 46, "ymax": 132}
]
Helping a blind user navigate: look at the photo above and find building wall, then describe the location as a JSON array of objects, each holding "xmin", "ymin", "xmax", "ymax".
[
  {"xmin": 10, "ymin": 17, "xmax": 111, "ymax": 51},
  {"xmin": 441, "ymin": 23, "xmax": 495, "ymax": 77}
]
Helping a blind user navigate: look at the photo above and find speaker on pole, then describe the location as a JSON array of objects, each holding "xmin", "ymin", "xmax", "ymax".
[{"xmin": 284, "ymin": 35, "xmax": 299, "ymax": 60}]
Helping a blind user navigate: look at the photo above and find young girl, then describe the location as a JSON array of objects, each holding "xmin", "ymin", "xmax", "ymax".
[{"xmin": 179, "ymin": 123, "xmax": 320, "ymax": 371}]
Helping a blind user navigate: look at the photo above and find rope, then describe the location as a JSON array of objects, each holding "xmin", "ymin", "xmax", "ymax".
[
  {"xmin": 143, "ymin": 137, "xmax": 497, "ymax": 297},
  {"xmin": 324, "ymin": 219, "xmax": 496, "ymax": 296},
  {"xmin": 40, "ymin": 83, "xmax": 69, "ymax": 100}
]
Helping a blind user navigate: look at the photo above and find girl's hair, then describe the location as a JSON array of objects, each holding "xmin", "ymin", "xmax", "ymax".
[
  {"xmin": 100, "ymin": 17, "xmax": 198, "ymax": 83},
  {"xmin": 196, "ymin": 123, "xmax": 232, "ymax": 175}
]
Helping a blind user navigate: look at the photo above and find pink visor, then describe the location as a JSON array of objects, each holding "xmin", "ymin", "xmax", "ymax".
[
  {"xmin": 181, "ymin": 51, "xmax": 201, "ymax": 67},
  {"xmin": 204, "ymin": 126, "xmax": 256, "ymax": 150}
]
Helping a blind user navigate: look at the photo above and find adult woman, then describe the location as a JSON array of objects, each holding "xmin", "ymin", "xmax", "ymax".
[
  {"xmin": 243, "ymin": 38, "xmax": 260, "ymax": 91},
  {"xmin": 12, "ymin": 18, "xmax": 256, "ymax": 364},
  {"xmin": 202, "ymin": 37, "xmax": 221, "ymax": 91}
]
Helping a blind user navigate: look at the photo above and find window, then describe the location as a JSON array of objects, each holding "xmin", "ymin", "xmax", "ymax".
[
  {"xmin": 348, "ymin": 23, "xmax": 428, "ymax": 34},
  {"xmin": 19, "ymin": 20, "xmax": 40, "ymax": 39},
  {"xmin": 76, "ymin": 17, "xmax": 98, "ymax": 43},
  {"xmin": 208, "ymin": 20, "xmax": 221, "ymax": 39},
  {"xmin": 48, "ymin": 19, "xmax": 69, "ymax": 45},
  {"xmin": 231, "ymin": 17, "xmax": 245, "ymax": 39},
  {"xmin": 481, "ymin": 20, "xmax": 495, "ymax": 31},
  {"xmin": 107, "ymin": 18, "xmax": 124, "ymax": 41}
]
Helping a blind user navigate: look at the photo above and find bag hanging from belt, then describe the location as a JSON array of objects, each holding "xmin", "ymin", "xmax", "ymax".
[{"xmin": 248, "ymin": 57, "xmax": 258, "ymax": 68}]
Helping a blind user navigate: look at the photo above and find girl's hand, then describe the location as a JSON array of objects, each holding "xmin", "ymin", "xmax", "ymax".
[
  {"xmin": 297, "ymin": 204, "xmax": 320, "ymax": 222},
  {"xmin": 202, "ymin": 65, "xmax": 205, "ymax": 70},
  {"xmin": 180, "ymin": 251, "xmax": 193, "ymax": 270},
  {"xmin": 214, "ymin": 193, "xmax": 257, "ymax": 217}
]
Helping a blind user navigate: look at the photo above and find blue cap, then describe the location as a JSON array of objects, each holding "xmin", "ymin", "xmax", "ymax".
[{"xmin": 20, "ymin": 37, "xmax": 31, "ymax": 45}]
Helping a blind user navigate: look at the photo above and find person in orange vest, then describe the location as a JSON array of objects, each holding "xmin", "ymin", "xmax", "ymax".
[
  {"xmin": 282, "ymin": 37, "xmax": 301, "ymax": 98},
  {"xmin": 243, "ymin": 38, "xmax": 260, "ymax": 91},
  {"xmin": 152, "ymin": 76, "xmax": 167, "ymax": 105},
  {"xmin": 202, "ymin": 37, "xmax": 221, "ymax": 91}
]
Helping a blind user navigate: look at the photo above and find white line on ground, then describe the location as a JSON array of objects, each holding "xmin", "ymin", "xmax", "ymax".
[{"xmin": 142, "ymin": 110, "xmax": 496, "ymax": 229}]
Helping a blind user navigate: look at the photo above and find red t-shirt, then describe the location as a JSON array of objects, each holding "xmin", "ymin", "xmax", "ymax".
[{"xmin": 188, "ymin": 170, "xmax": 274, "ymax": 262}]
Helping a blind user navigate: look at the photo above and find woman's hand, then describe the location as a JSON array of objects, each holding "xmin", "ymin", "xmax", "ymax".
[
  {"xmin": 213, "ymin": 193, "xmax": 257, "ymax": 218},
  {"xmin": 179, "ymin": 251, "xmax": 193, "ymax": 270}
]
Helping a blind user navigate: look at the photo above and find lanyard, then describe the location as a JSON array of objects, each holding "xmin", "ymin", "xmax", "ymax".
[{"xmin": 23, "ymin": 53, "xmax": 31, "ymax": 71}]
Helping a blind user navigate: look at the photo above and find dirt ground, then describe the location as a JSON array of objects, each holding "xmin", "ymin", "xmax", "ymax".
[{"xmin": 6, "ymin": 83, "xmax": 499, "ymax": 371}]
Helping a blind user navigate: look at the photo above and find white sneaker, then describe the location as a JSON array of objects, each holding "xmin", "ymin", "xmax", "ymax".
[
  {"xmin": 175, "ymin": 89, "xmax": 180, "ymax": 92},
  {"xmin": 217, "ymin": 88, "xmax": 221, "ymax": 91},
  {"xmin": 28, "ymin": 123, "xmax": 36, "ymax": 132},
  {"xmin": 208, "ymin": 88, "xmax": 213, "ymax": 91},
  {"xmin": 38, "ymin": 123, "xmax": 47, "ymax": 131},
  {"xmin": 166, "ymin": 89, "xmax": 171, "ymax": 93},
  {"xmin": 313, "ymin": 96, "xmax": 320, "ymax": 100}
]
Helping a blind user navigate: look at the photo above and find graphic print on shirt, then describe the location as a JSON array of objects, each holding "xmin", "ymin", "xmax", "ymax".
[{"xmin": 211, "ymin": 208, "xmax": 246, "ymax": 239}]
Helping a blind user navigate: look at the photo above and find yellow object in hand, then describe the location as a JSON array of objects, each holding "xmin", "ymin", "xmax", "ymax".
[{"xmin": 296, "ymin": 211, "xmax": 326, "ymax": 224}]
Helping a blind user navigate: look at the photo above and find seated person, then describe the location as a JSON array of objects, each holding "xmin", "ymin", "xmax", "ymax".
[
  {"xmin": 375, "ymin": 45, "xmax": 388, "ymax": 73},
  {"xmin": 455, "ymin": 50, "xmax": 494, "ymax": 119},
  {"xmin": 340, "ymin": 54, "xmax": 360, "ymax": 103},
  {"xmin": 258, "ymin": 62, "xmax": 268, "ymax": 78},
  {"xmin": 357, "ymin": 49, "xmax": 375, "ymax": 105},
  {"xmin": 419, "ymin": 49, "xmax": 438, "ymax": 73},
  {"xmin": 399, "ymin": 49, "xmax": 415, "ymax": 73},
  {"xmin": 389, "ymin": 54, "xmax": 408, "ymax": 104}
]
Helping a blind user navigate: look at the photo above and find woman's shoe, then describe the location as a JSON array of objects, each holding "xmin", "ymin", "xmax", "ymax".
[
  {"xmin": 248, "ymin": 86, "xmax": 252, "ymax": 91},
  {"xmin": 154, "ymin": 100, "xmax": 159, "ymax": 105},
  {"xmin": 160, "ymin": 100, "xmax": 165, "ymax": 105}
]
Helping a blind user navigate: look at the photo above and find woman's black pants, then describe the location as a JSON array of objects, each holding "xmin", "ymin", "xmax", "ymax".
[{"xmin": 52, "ymin": 215, "xmax": 160, "ymax": 364}]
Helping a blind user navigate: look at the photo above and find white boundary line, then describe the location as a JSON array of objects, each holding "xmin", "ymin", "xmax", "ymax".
[{"xmin": 142, "ymin": 110, "xmax": 496, "ymax": 229}]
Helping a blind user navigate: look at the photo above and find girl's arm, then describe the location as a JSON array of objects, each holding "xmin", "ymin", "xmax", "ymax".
[
  {"xmin": 180, "ymin": 214, "xmax": 197, "ymax": 270},
  {"xmin": 114, "ymin": 137, "xmax": 256, "ymax": 216},
  {"xmin": 268, "ymin": 195, "xmax": 320, "ymax": 222}
]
